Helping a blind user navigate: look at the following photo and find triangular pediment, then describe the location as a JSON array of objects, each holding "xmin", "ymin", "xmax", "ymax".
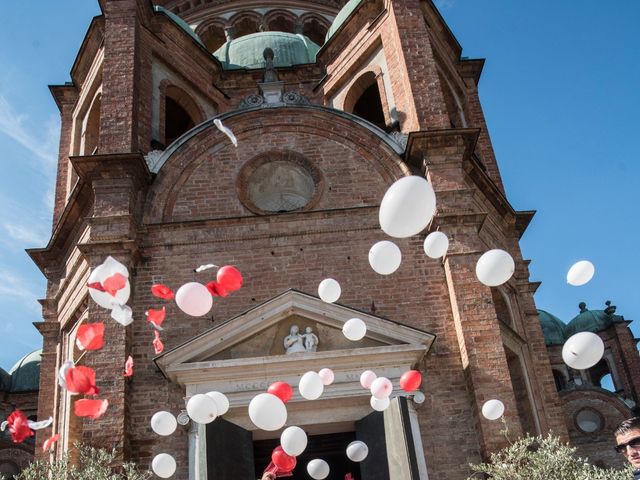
[{"xmin": 156, "ymin": 290, "xmax": 434, "ymax": 378}]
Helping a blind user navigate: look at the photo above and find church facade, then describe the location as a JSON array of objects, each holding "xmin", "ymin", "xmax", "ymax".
[{"xmin": 26, "ymin": 0, "xmax": 639, "ymax": 479}]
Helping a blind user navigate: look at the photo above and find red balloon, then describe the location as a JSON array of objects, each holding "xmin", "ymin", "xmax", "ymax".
[
  {"xmin": 272, "ymin": 446, "xmax": 297, "ymax": 471},
  {"xmin": 217, "ymin": 266, "xmax": 243, "ymax": 292},
  {"xmin": 267, "ymin": 381, "xmax": 293, "ymax": 403},
  {"xmin": 399, "ymin": 370, "xmax": 422, "ymax": 392}
]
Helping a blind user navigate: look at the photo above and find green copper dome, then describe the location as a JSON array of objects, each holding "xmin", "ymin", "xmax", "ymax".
[
  {"xmin": 565, "ymin": 303, "xmax": 624, "ymax": 337},
  {"xmin": 8, "ymin": 349, "xmax": 41, "ymax": 392},
  {"xmin": 538, "ymin": 310, "xmax": 567, "ymax": 346},
  {"xmin": 213, "ymin": 32, "xmax": 320, "ymax": 70},
  {"xmin": 325, "ymin": 0, "xmax": 364, "ymax": 42},
  {"xmin": 0, "ymin": 367, "xmax": 10, "ymax": 392}
]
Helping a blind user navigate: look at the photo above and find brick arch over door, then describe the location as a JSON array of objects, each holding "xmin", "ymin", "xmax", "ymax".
[{"xmin": 143, "ymin": 106, "xmax": 409, "ymax": 224}]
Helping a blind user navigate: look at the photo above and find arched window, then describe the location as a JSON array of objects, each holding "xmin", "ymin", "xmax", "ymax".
[
  {"xmin": 344, "ymin": 71, "xmax": 388, "ymax": 130},
  {"xmin": 232, "ymin": 13, "xmax": 262, "ymax": 38},
  {"xmin": 491, "ymin": 288, "xmax": 516, "ymax": 329},
  {"xmin": 198, "ymin": 23, "xmax": 226, "ymax": 52},
  {"xmin": 163, "ymin": 86, "xmax": 203, "ymax": 146},
  {"xmin": 301, "ymin": 17, "xmax": 329, "ymax": 45},
  {"xmin": 589, "ymin": 358, "xmax": 616, "ymax": 391},
  {"xmin": 265, "ymin": 11, "xmax": 296, "ymax": 33}
]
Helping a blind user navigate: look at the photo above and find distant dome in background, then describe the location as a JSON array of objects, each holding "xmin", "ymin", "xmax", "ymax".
[{"xmin": 3, "ymin": 349, "xmax": 41, "ymax": 393}]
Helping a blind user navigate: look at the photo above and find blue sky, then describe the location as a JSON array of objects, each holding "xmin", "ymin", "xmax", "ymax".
[{"xmin": 0, "ymin": 1, "xmax": 638, "ymax": 370}]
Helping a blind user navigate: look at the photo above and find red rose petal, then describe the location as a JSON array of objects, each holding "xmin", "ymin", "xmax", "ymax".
[
  {"xmin": 153, "ymin": 331, "xmax": 164, "ymax": 354},
  {"xmin": 206, "ymin": 280, "xmax": 228, "ymax": 297},
  {"xmin": 87, "ymin": 282, "xmax": 106, "ymax": 292},
  {"xmin": 7, "ymin": 410, "xmax": 33, "ymax": 443},
  {"xmin": 151, "ymin": 284, "xmax": 174, "ymax": 300},
  {"xmin": 76, "ymin": 323, "xmax": 105, "ymax": 351},
  {"xmin": 145, "ymin": 307, "xmax": 166, "ymax": 329},
  {"xmin": 124, "ymin": 356, "xmax": 134, "ymax": 377},
  {"xmin": 74, "ymin": 399, "xmax": 108, "ymax": 419},
  {"xmin": 102, "ymin": 273, "xmax": 127, "ymax": 297},
  {"xmin": 65, "ymin": 366, "xmax": 99, "ymax": 395},
  {"xmin": 42, "ymin": 433, "xmax": 60, "ymax": 452}
]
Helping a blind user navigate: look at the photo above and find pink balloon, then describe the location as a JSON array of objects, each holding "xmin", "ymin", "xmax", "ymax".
[
  {"xmin": 370, "ymin": 377, "xmax": 393, "ymax": 399},
  {"xmin": 360, "ymin": 370, "xmax": 377, "ymax": 389},
  {"xmin": 318, "ymin": 368, "xmax": 334, "ymax": 386}
]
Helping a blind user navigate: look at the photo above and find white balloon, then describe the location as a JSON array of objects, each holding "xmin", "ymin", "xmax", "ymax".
[
  {"xmin": 152, "ymin": 453, "xmax": 176, "ymax": 478},
  {"xmin": 368, "ymin": 241, "xmax": 402, "ymax": 275},
  {"xmin": 307, "ymin": 459, "xmax": 330, "ymax": 480},
  {"xmin": 567, "ymin": 260, "xmax": 595, "ymax": 286},
  {"xmin": 186, "ymin": 394, "xmax": 218, "ymax": 424},
  {"xmin": 482, "ymin": 399, "xmax": 505, "ymax": 421},
  {"xmin": 423, "ymin": 231, "xmax": 449, "ymax": 259},
  {"xmin": 150, "ymin": 411, "xmax": 177, "ymax": 436},
  {"xmin": 379, "ymin": 176, "xmax": 436, "ymax": 238},
  {"xmin": 318, "ymin": 278, "xmax": 341, "ymax": 303},
  {"xmin": 299, "ymin": 371, "xmax": 324, "ymax": 400},
  {"xmin": 318, "ymin": 368, "xmax": 335, "ymax": 386},
  {"xmin": 370, "ymin": 396, "xmax": 390, "ymax": 412},
  {"xmin": 248, "ymin": 393, "xmax": 287, "ymax": 431},
  {"xmin": 281, "ymin": 426, "xmax": 308, "ymax": 456},
  {"xmin": 206, "ymin": 391, "xmax": 230, "ymax": 416},
  {"xmin": 370, "ymin": 377, "xmax": 393, "ymax": 399},
  {"xmin": 360, "ymin": 370, "xmax": 377, "ymax": 389},
  {"xmin": 346, "ymin": 440, "xmax": 369, "ymax": 462},
  {"xmin": 111, "ymin": 304, "xmax": 133, "ymax": 326},
  {"xmin": 176, "ymin": 282, "xmax": 213, "ymax": 317},
  {"xmin": 343, "ymin": 318, "xmax": 367, "ymax": 341},
  {"xmin": 475, "ymin": 249, "xmax": 515, "ymax": 287},
  {"xmin": 562, "ymin": 332, "xmax": 604, "ymax": 370}
]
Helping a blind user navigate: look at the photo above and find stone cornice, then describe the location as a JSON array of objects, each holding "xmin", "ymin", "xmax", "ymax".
[{"xmin": 70, "ymin": 152, "xmax": 152, "ymax": 186}]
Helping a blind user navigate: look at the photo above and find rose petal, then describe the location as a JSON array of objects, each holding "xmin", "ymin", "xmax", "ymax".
[
  {"xmin": 74, "ymin": 399, "xmax": 108, "ymax": 419},
  {"xmin": 7, "ymin": 410, "xmax": 33, "ymax": 443},
  {"xmin": 87, "ymin": 282, "xmax": 106, "ymax": 292},
  {"xmin": 151, "ymin": 284, "xmax": 174, "ymax": 300},
  {"xmin": 145, "ymin": 307, "xmax": 166, "ymax": 329},
  {"xmin": 103, "ymin": 273, "xmax": 127, "ymax": 297},
  {"xmin": 76, "ymin": 323, "xmax": 105, "ymax": 351},
  {"xmin": 65, "ymin": 366, "xmax": 99, "ymax": 395},
  {"xmin": 42, "ymin": 433, "xmax": 60, "ymax": 452},
  {"xmin": 153, "ymin": 331, "xmax": 164, "ymax": 354},
  {"xmin": 124, "ymin": 356, "xmax": 134, "ymax": 377},
  {"xmin": 206, "ymin": 281, "xmax": 228, "ymax": 297}
]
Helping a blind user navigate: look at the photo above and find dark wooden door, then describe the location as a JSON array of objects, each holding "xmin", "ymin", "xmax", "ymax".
[{"xmin": 206, "ymin": 418, "xmax": 255, "ymax": 480}]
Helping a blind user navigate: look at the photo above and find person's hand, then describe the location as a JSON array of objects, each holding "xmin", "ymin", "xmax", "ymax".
[{"xmin": 261, "ymin": 473, "xmax": 276, "ymax": 480}]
